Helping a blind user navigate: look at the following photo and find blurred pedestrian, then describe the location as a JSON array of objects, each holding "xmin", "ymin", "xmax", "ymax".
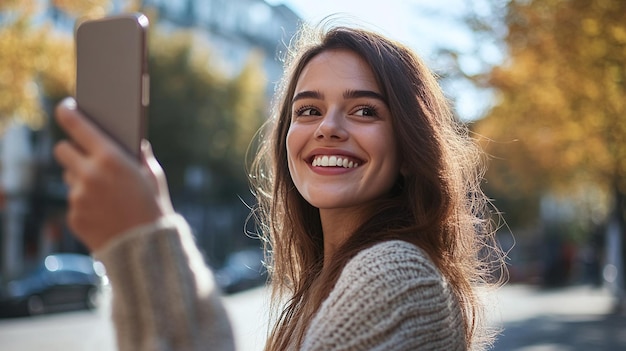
[{"xmin": 54, "ymin": 19, "xmax": 504, "ymax": 351}]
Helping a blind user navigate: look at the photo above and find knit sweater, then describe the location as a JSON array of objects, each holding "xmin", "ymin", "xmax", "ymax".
[
  {"xmin": 302, "ymin": 240, "xmax": 466, "ymax": 350},
  {"xmin": 95, "ymin": 214, "xmax": 466, "ymax": 351}
]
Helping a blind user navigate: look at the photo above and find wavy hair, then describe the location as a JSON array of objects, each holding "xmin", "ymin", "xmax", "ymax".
[{"xmin": 249, "ymin": 21, "xmax": 503, "ymax": 351}]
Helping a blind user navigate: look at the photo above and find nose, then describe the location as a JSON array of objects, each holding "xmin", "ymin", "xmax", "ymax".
[{"xmin": 315, "ymin": 109, "xmax": 348, "ymax": 140}]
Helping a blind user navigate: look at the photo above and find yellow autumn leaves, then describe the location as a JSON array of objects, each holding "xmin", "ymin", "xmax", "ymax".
[
  {"xmin": 475, "ymin": 0, "xmax": 626, "ymax": 199},
  {"xmin": 0, "ymin": 0, "xmax": 110, "ymax": 131}
]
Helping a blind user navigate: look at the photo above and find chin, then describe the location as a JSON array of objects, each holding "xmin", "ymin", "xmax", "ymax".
[{"xmin": 304, "ymin": 197, "xmax": 347, "ymax": 210}]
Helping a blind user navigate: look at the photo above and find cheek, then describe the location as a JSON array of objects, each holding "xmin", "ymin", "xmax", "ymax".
[
  {"xmin": 368, "ymin": 127, "xmax": 398, "ymax": 162},
  {"xmin": 377, "ymin": 132, "xmax": 402, "ymax": 186},
  {"xmin": 286, "ymin": 127, "xmax": 301, "ymax": 175}
]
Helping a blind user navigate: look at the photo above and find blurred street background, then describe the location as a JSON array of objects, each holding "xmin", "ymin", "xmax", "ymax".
[
  {"xmin": 489, "ymin": 284, "xmax": 626, "ymax": 350},
  {"xmin": 2, "ymin": 0, "xmax": 626, "ymax": 350}
]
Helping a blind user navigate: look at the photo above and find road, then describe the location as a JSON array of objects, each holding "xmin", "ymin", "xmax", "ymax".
[
  {"xmin": 1, "ymin": 284, "xmax": 624, "ymax": 350},
  {"xmin": 0, "ymin": 289, "xmax": 116, "ymax": 351},
  {"xmin": 489, "ymin": 284, "xmax": 626, "ymax": 350},
  {"xmin": 0, "ymin": 285, "xmax": 270, "ymax": 351}
]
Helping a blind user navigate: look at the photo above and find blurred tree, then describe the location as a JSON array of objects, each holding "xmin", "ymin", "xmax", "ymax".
[
  {"xmin": 146, "ymin": 27, "xmax": 268, "ymax": 264},
  {"xmin": 147, "ymin": 29, "xmax": 268, "ymax": 201},
  {"xmin": 0, "ymin": 0, "xmax": 110, "ymax": 131},
  {"xmin": 465, "ymin": 0, "xmax": 625, "ymax": 286},
  {"xmin": 229, "ymin": 51, "xmax": 268, "ymax": 161}
]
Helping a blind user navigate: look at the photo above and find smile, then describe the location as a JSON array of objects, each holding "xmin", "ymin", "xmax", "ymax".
[{"xmin": 311, "ymin": 155, "xmax": 360, "ymax": 168}]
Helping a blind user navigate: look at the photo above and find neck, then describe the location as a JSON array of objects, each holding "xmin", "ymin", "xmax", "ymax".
[{"xmin": 320, "ymin": 208, "xmax": 364, "ymax": 269}]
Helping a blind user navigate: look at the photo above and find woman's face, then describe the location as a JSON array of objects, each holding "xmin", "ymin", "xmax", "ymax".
[{"xmin": 286, "ymin": 49, "xmax": 401, "ymax": 214}]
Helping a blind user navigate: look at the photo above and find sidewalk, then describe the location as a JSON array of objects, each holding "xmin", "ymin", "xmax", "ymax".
[{"xmin": 489, "ymin": 284, "xmax": 626, "ymax": 350}]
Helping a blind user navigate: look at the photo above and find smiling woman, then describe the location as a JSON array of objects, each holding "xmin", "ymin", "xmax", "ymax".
[
  {"xmin": 52, "ymin": 16, "xmax": 504, "ymax": 351},
  {"xmin": 249, "ymin": 22, "xmax": 504, "ymax": 350}
]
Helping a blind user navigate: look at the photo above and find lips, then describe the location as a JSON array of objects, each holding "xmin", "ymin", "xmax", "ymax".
[{"xmin": 311, "ymin": 155, "xmax": 360, "ymax": 168}]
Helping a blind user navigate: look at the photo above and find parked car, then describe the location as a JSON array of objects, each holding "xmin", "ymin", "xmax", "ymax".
[
  {"xmin": 215, "ymin": 248, "xmax": 267, "ymax": 294},
  {"xmin": 0, "ymin": 253, "xmax": 107, "ymax": 317}
]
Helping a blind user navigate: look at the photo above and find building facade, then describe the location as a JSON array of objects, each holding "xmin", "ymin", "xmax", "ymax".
[{"xmin": 142, "ymin": 0, "xmax": 301, "ymax": 83}]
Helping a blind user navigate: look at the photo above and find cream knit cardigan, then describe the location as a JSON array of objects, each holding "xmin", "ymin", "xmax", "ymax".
[{"xmin": 95, "ymin": 214, "xmax": 466, "ymax": 351}]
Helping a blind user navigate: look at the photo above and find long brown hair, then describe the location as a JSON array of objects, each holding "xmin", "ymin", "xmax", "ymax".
[{"xmin": 250, "ymin": 21, "xmax": 503, "ymax": 350}]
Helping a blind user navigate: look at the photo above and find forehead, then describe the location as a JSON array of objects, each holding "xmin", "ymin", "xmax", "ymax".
[{"xmin": 294, "ymin": 49, "xmax": 380, "ymax": 94}]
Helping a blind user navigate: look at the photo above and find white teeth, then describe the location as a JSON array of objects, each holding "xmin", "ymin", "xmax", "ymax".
[{"xmin": 312, "ymin": 155, "xmax": 359, "ymax": 168}]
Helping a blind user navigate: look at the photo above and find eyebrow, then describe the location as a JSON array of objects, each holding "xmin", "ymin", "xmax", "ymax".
[
  {"xmin": 291, "ymin": 90, "xmax": 323, "ymax": 104},
  {"xmin": 343, "ymin": 89, "xmax": 386, "ymax": 103},
  {"xmin": 291, "ymin": 89, "xmax": 387, "ymax": 105}
]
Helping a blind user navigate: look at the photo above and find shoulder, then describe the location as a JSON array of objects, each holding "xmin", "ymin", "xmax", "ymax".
[
  {"xmin": 302, "ymin": 240, "xmax": 466, "ymax": 350},
  {"xmin": 335, "ymin": 240, "xmax": 450, "ymax": 310},
  {"xmin": 343, "ymin": 240, "xmax": 441, "ymax": 281}
]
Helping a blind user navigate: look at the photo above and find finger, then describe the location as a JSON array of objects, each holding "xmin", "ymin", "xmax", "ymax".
[
  {"xmin": 141, "ymin": 140, "xmax": 162, "ymax": 176},
  {"xmin": 55, "ymin": 97, "xmax": 120, "ymax": 157},
  {"xmin": 54, "ymin": 139, "xmax": 88, "ymax": 173},
  {"xmin": 141, "ymin": 140, "xmax": 174, "ymax": 213},
  {"xmin": 62, "ymin": 170, "xmax": 75, "ymax": 186},
  {"xmin": 141, "ymin": 141, "xmax": 167, "ymax": 183},
  {"xmin": 141, "ymin": 140, "xmax": 170, "ymax": 188}
]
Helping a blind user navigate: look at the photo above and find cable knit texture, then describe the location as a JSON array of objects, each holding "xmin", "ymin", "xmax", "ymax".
[
  {"xmin": 94, "ymin": 216, "xmax": 465, "ymax": 350},
  {"xmin": 301, "ymin": 240, "xmax": 466, "ymax": 351},
  {"xmin": 94, "ymin": 214, "xmax": 235, "ymax": 351}
]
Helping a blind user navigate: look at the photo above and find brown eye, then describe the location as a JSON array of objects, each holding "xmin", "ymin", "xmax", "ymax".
[
  {"xmin": 354, "ymin": 105, "xmax": 378, "ymax": 117},
  {"xmin": 295, "ymin": 106, "xmax": 321, "ymax": 116}
]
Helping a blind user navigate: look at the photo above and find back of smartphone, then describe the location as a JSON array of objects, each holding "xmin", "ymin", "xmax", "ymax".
[{"xmin": 75, "ymin": 13, "xmax": 149, "ymax": 159}]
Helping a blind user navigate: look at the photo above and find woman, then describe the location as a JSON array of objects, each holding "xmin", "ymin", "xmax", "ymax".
[{"xmin": 54, "ymin": 22, "xmax": 502, "ymax": 350}]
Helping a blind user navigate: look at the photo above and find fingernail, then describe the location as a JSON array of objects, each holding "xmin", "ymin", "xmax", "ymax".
[
  {"xmin": 141, "ymin": 139, "xmax": 150, "ymax": 151},
  {"xmin": 141, "ymin": 140, "xmax": 155, "ymax": 159},
  {"xmin": 61, "ymin": 97, "xmax": 77, "ymax": 110}
]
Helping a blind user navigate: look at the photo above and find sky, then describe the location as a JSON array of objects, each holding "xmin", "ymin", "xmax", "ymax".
[
  {"xmin": 268, "ymin": 0, "xmax": 473, "ymax": 59},
  {"xmin": 265, "ymin": 0, "xmax": 500, "ymax": 120}
]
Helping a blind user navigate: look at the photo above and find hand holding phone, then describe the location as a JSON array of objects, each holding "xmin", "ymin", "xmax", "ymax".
[
  {"xmin": 54, "ymin": 99, "xmax": 172, "ymax": 250},
  {"xmin": 75, "ymin": 13, "xmax": 149, "ymax": 159}
]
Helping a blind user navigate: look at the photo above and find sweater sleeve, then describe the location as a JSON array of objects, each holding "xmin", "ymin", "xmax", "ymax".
[
  {"xmin": 93, "ymin": 214, "xmax": 235, "ymax": 351},
  {"xmin": 301, "ymin": 240, "xmax": 466, "ymax": 351}
]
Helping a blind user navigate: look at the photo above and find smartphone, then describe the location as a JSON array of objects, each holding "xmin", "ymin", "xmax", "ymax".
[{"xmin": 75, "ymin": 13, "xmax": 149, "ymax": 159}]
